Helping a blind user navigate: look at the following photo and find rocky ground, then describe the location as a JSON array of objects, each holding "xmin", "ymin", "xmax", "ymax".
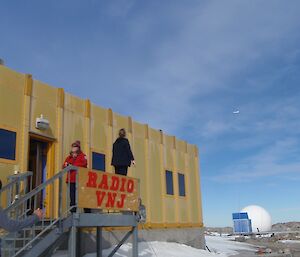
[
  {"xmin": 207, "ymin": 222, "xmax": 300, "ymax": 257},
  {"xmin": 206, "ymin": 222, "xmax": 300, "ymax": 234},
  {"xmin": 273, "ymin": 222, "xmax": 300, "ymax": 232},
  {"xmin": 230, "ymin": 240, "xmax": 300, "ymax": 257}
]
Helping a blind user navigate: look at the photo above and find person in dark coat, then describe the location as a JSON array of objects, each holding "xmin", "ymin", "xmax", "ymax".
[{"xmin": 111, "ymin": 128, "xmax": 135, "ymax": 176}]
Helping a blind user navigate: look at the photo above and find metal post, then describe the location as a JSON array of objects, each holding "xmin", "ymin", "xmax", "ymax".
[
  {"xmin": 132, "ymin": 225, "xmax": 138, "ymax": 257},
  {"xmin": 67, "ymin": 173, "xmax": 69, "ymax": 212},
  {"xmin": 68, "ymin": 226, "xmax": 77, "ymax": 257},
  {"xmin": 58, "ymin": 176, "xmax": 63, "ymax": 230},
  {"xmin": 75, "ymin": 167, "xmax": 79, "ymax": 214},
  {"xmin": 108, "ymin": 230, "xmax": 133, "ymax": 257},
  {"xmin": 96, "ymin": 227, "xmax": 102, "ymax": 257},
  {"xmin": 71, "ymin": 166, "xmax": 79, "ymax": 257},
  {"xmin": 77, "ymin": 227, "xmax": 81, "ymax": 257}
]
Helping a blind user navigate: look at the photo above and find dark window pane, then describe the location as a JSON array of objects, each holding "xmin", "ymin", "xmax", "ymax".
[
  {"xmin": 0, "ymin": 129, "xmax": 16, "ymax": 160},
  {"xmin": 178, "ymin": 173, "xmax": 186, "ymax": 196},
  {"xmin": 165, "ymin": 170, "xmax": 174, "ymax": 195},
  {"xmin": 92, "ymin": 152, "xmax": 106, "ymax": 171}
]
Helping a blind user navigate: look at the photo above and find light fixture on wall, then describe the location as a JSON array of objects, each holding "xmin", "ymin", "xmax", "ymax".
[{"xmin": 36, "ymin": 114, "xmax": 50, "ymax": 130}]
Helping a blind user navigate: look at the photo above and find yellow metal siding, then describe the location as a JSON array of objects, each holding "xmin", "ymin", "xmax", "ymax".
[
  {"xmin": 0, "ymin": 66, "xmax": 24, "ymax": 130},
  {"xmin": 0, "ymin": 67, "xmax": 25, "ymax": 192},
  {"xmin": 30, "ymin": 80, "xmax": 58, "ymax": 138},
  {"xmin": 186, "ymin": 145, "xmax": 202, "ymax": 224},
  {"xmin": 176, "ymin": 139, "xmax": 189, "ymax": 223},
  {"xmin": 195, "ymin": 152, "xmax": 204, "ymax": 225},
  {"xmin": 91, "ymin": 104, "xmax": 108, "ymax": 153},
  {"xmin": 132, "ymin": 121, "xmax": 146, "ymax": 202},
  {"xmin": 148, "ymin": 128, "xmax": 163, "ymax": 224},
  {"xmin": 112, "ymin": 113, "xmax": 129, "ymax": 140},
  {"xmin": 63, "ymin": 93, "xmax": 85, "ymax": 157},
  {"xmin": 0, "ymin": 65, "xmax": 203, "ymax": 228}
]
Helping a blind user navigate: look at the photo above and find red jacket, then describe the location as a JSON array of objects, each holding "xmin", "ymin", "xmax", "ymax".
[{"xmin": 63, "ymin": 152, "xmax": 87, "ymax": 183}]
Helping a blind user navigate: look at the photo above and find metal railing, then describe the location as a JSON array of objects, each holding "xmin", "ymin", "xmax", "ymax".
[
  {"xmin": 1, "ymin": 166, "xmax": 77, "ymax": 257},
  {"xmin": 0, "ymin": 172, "xmax": 33, "ymax": 209},
  {"xmin": 1, "ymin": 166, "xmax": 141, "ymax": 257}
]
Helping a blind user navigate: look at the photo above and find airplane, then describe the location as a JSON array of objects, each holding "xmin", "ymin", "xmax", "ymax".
[{"xmin": 233, "ymin": 110, "xmax": 240, "ymax": 114}]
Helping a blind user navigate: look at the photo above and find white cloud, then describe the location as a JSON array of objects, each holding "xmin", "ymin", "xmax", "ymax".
[
  {"xmin": 211, "ymin": 138, "xmax": 300, "ymax": 182},
  {"xmin": 114, "ymin": 0, "xmax": 300, "ymax": 137}
]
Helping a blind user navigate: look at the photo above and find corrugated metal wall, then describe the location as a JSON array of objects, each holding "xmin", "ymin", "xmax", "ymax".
[{"xmin": 0, "ymin": 65, "xmax": 203, "ymax": 228}]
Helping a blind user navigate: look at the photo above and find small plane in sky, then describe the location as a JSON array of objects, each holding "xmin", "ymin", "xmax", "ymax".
[{"xmin": 233, "ymin": 109, "xmax": 240, "ymax": 114}]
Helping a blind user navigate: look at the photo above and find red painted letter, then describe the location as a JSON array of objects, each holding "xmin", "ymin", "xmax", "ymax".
[
  {"xmin": 98, "ymin": 174, "xmax": 108, "ymax": 190},
  {"xmin": 127, "ymin": 179, "xmax": 134, "ymax": 193},
  {"xmin": 96, "ymin": 191, "xmax": 106, "ymax": 206},
  {"xmin": 106, "ymin": 192, "xmax": 117, "ymax": 208},
  {"xmin": 86, "ymin": 171, "xmax": 97, "ymax": 188},
  {"xmin": 116, "ymin": 194, "xmax": 126, "ymax": 208},
  {"xmin": 119, "ymin": 177, "xmax": 127, "ymax": 192},
  {"xmin": 110, "ymin": 176, "xmax": 120, "ymax": 191}
]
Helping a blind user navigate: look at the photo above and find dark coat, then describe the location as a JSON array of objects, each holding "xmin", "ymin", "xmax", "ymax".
[{"xmin": 111, "ymin": 137, "xmax": 134, "ymax": 167}]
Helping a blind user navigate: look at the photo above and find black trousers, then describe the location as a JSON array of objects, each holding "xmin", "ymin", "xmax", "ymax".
[
  {"xmin": 114, "ymin": 165, "xmax": 128, "ymax": 176},
  {"xmin": 69, "ymin": 183, "xmax": 91, "ymax": 213},
  {"xmin": 69, "ymin": 183, "xmax": 76, "ymax": 213}
]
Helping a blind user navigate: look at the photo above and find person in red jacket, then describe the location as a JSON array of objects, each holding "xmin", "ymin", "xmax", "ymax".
[{"xmin": 63, "ymin": 140, "xmax": 88, "ymax": 213}]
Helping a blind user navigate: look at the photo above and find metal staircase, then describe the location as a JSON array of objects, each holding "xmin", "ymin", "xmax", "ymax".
[
  {"xmin": 0, "ymin": 166, "xmax": 139, "ymax": 257},
  {"xmin": 1, "ymin": 166, "xmax": 75, "ymax": 257}
]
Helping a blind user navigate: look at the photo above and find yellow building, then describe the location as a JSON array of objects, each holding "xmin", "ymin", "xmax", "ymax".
[{"xmin": 0, "ymin": 64, "xmax": 203, "ymax": 233}]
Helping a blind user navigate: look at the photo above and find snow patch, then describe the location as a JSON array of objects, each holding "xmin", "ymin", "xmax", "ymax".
[
  {"xmin": 280, "ymin": 240, "xmax": 300, "ymax": 244},
  {"xmin": 206, "ymin": 236, "xmax": 254, "ymax": 256},
  {"xmin": 84, "ymin": 241, "xmax": 219, "ymax": 257},
  {"xmin": 82, "ymin": 236, "xmax": 254, "ymax": 257},
  {"xmin": 52, "ymin": 235, "xmax": 255, "ymax": 257}
]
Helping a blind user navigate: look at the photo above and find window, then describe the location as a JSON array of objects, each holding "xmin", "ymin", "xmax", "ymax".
[
  {"xmin": 178, "ymin": 173, "xmax": 186, "ymax": 196},
  {"xmin": 92, "ymin": 152, "xmax": 106, "ymax": 171},
  {"xmin": 165, "ymin": 170, "xmax": 174, "ymax": 195},
  {"xmin": 0, "ymin": 129, "xmax": 16, "ymax": 160}
]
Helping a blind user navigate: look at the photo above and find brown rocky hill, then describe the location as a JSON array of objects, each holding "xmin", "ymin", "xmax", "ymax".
[{"xmin": 272, "ymin": 222, "xmax": 300, "ymax": 231}]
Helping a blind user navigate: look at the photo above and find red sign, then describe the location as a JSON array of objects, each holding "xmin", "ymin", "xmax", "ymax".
[{"xmin": 77, "ymin": 168, "xmax": 139, "ymax": 211}]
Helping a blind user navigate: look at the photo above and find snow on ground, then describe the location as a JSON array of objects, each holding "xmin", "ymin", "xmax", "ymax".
[
  {"xmin": 279, "ymin": 239, "xmax": 300, "ymax": 244},
  {"xmin": 84, "ymin": 241, "xmax": 220, "ymax": 257},
  {"xmin": 206, "ymin": 236, "xmax": 255, "ymax": 256},
  {"xmin": 52, "ymin": 235, "xmax": 255, "ymax": 257},
  {"xmin": 83, "ymin": 236, "xmax": 254, "ymax": 257}
]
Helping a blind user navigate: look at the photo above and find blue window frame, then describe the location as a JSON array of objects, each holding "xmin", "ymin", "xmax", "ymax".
[
  {"xmin": 0, "ymin": 129, "xmax": 16, "ymax": 160},
  {"xmin": 178, "ymin": 173, "xmax": 186, "ymax": 196},
  {"xmin": 165, "ymin": 170, "xmax": 174, "ymax": 195},
  {"xmin": 92, "ymin": 152, "xmax": 106, "ymax": 171}
]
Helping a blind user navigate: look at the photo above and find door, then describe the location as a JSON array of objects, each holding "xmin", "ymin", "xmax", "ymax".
[{"xmin": 28, "ymin": 139, "xmax": 49, "ymax": 209}]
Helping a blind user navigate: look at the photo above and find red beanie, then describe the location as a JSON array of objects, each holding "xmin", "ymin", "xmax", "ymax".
[{"xmin": 71, "ymin": 140, "xmax": 81, "ymax": 148}]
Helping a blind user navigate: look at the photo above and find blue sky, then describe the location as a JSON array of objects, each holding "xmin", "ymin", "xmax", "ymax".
[{"xmin": 1, "ymin": 0, "xmax": 300, "ymax": 227}]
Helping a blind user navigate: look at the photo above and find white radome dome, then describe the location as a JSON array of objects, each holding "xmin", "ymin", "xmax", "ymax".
[{"xmin": 241, "ymin": 205, "xmax": 272, "ymax": 232}]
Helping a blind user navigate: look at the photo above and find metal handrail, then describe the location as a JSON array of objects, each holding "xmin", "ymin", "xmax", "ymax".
[
  {"xmin": 1, "ymin": 165, "xmax": 78, "ymax": 257},
  {"xmin": 0, "ymin": 171, "xmax": 33, "ymax": 208},
  {"xmin": 4, "ymin": 166, "xmax": 75, "ymax": 213},
  {"xmin": 2, "ymin": 166, "xmax": 140, "ymax": 257},
  {"xmin": 6, "ymin": 172, "xmax": 33, "ymax": 181},
  {"xmin": 0, "ymin": 172, "xmax": 33, "ymax": 193}
]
